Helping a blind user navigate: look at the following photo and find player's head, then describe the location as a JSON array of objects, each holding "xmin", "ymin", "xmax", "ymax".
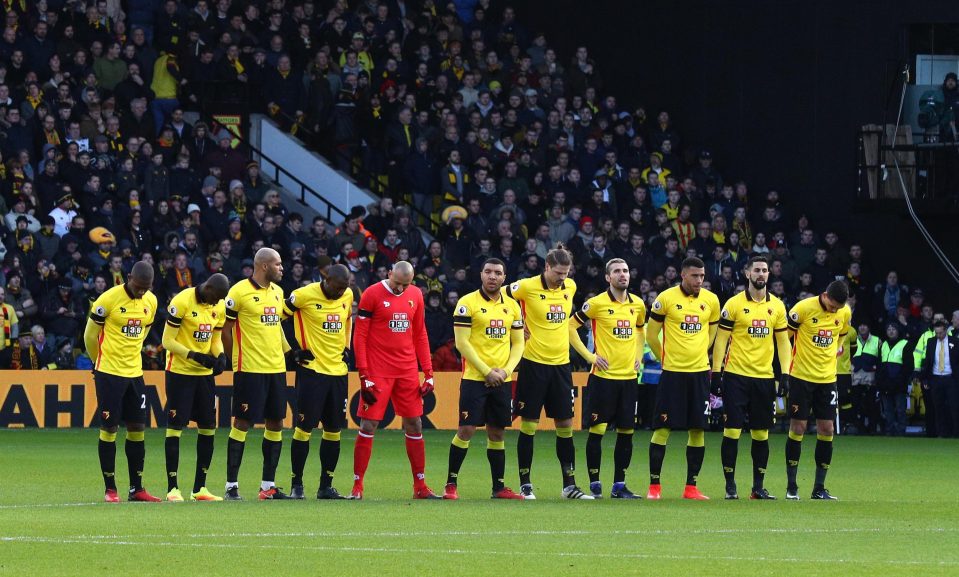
[
  {"xmin": 544, "ymin": 243, "xmax": 572, "ymax": 288},
  {"xmin": 316, "ymin": 254, "xmax": 333, "ymax": 279},
  {"xmin": 480, "ymin": 258, "xmax": 506, "ymax": 294},
  {"xmin": 745, "ymin": 254, "xmax": 769, "ymax": 291},
  {"xmin": 127, "ymin": 261, "xmax": 154, "ymax": 299},
  {"xmin": 388, "ymin": 261, "xmax": 414, "ymax": 294},
  {"xmin": 323, "ymin": 264, "xmax": 351, "ymax": 299},
  {"xmin": 680, "ymin": 256, "xmax": 705, "ymax": 296},
  {"xmin": 605, "ymin": 258, "xmax": 629, "ymax": 290},
  {"xmin": 200, "ymin": 272, "xmax": 230, "ymax": 304},
  {"xmin": 822, "ymin": 280, "xmax": 849, "ymax": 313},
  {"xmin": 254, "ymin": 247, "xmax": 283, "ymax": 283}
]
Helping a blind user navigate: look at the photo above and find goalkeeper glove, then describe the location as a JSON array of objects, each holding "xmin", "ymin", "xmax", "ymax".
[
  {"xmin": 289, "ymin": 349, "xmax": 315, "ymax": 365},
  {"xmin": 188, "ymin": 351, "xmax": 216, "ymax": 369},
  {"xmin": 710, "ymin": 371, "xmax": 723, "ymax": 398},
  {"xmin": 359, "ymin": 371, "xmax": 378, "ymax": 405},
  {"xmin": 778, "ymin": 374, "xmax": 790, "ymax": 398},
  {"xmin": 419, "ymin": 370, "xmax": 435, "ymax": 397},
  {"xmin": 213, "ymin": 353, "xmax": 228, "ymax": 376}
]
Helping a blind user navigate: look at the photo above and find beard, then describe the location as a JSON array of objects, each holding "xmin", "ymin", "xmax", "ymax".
[{"xmin": 749, "ymin": 279, "xmax": 766, "ymax": 290}]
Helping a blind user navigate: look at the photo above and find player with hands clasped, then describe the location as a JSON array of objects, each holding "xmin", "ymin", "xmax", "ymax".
[
  {"xmin": 444, "ymin": 258, "xmax": 526, "ymax": 500},
  {"xmin": 160, "ymin": 273, "xmax": 230, "ymax": 502},
  {"xmin": 351, "ymin": 261, "xmax": 438, "ymax": 499}
]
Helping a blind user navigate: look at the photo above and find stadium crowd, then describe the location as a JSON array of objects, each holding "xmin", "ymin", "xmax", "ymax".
[{"xmin": 0, "ymin": 0, "xmax": 956, "ymax": 437}]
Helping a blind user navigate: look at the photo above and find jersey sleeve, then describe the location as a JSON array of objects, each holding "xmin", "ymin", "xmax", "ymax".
[
  {"xmin": 648, "ymin": 293, "xmax": 667, "ymax": 323},
  {"xmin": 224, "ymin": 285, "xmax": 241, "ymax": 321},
  {"xmin": 509, "ymin": 298, "xmax": 524, "ymax": 329},
  {"xmin": 840, "ymin": 306, "xmax": 852, "ymax": 336},
  {"xmin": 773, "ymin": 300, "xmax": 788, "ymax": 332},
  {"xmin": 787, "ymin": 301, "xmax": 803, "ymax": 331},
  {"xmin": 411, "ymin": 289, "xmax": 432, "ymax": 373},
  {"xmin": 505, "ymin": 279, "xmax": 527, "ymax": 302},
  {"xmin": 353, "ymin": 285, "xmax": 377, "ymax": 371},
  {"xmin": 146, "ymin": 293, "xmax": 158, "ymax": 326},
  {"xmin": 709, "ymin": 293, "xmax": 721, "ymax": 324},
  {"xmin": 167, "ymin": 291, "xmax": 186, "ymax": 328},
  {"xmin": 453, "ymin": 297, "xmax": 472, "ymax": 328},
  {"xmin": 283, "ymin": 287, "xmax": 305, "ymax": 316},
  {"xmin": 214, "ymin": 302, "xmax": 226, "ymax": 330},
  {"xmin": 635, "ymin": 299, "xmax": 647, "ymax": 327},
  {"xmin": 572, "ymin": 296, "xmax": 596, "ymax": 326},
  {"xmin": 89, "ymin": 290, "xmax": 113, "ymax": 325},
  {"xmin": 719, "ymin": 296, "xmax": 737, "ymax": 331}
]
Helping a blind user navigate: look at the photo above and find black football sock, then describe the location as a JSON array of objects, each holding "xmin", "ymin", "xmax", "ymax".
[
  {"xmin": 193, "ymin": 430, "xmax": 215, "ymax": 493},
  {"xmin": 720, "ymin": 435, "xmax": 738, "ymax": 488},
  {"xmin": 261, "ymin": 432, "xmax": 283, "ymax": 484},
  {"xmin": 447, "ymin": 435, "xmax": 469, "ymax": 486},
  {"xmin": 685, "ymin": 445, "xmax": 705, "ymax": 486},
  {"xmin": 814, "ymin": 436, "xmax": 833, "ymax": 490},
  {"xmin": 318, "ymin": 433, "xmax": 341, "ymax": 489},
  {"xmin": 751, "ymin": 439, "xmax": 769, "ymax": 491},
  {"xmin": 586, "ymin": 432, "xmax": 603, "ymax": 484},
  {"xmin": 290, "ymin": 438, "xmax": 309, "ymax": 487},
  {"xmin": 226, "ymin": 428, "xmax": 247, "ymax": 485},
  {"xmin": 98, "ymin": 432, "xmax": 117, "ymax": 491},
  {"xmin": 556, "ymin": 428, "xmax": 576, "ymax": 488},
  {"xmin": 165, "ymin": 433, "xmax": 180, "ymax": 491},
  {"xmin": 517, "ymin": 429, "xmax": 535, "ymax": 486},
  {"xmin": 648, "ymin": 442, "xmax": 666, "ymax": 485},
  {"xmin": 613, "ymin": 431, "xmax": 633, "ymax": 484},
  {"xmin": 785, "ymin": 434, "xmax": 803, "ymax": 490},
  {"xmin": 125, "ymin": 433, "xmax": 145, "ymax": 492},
  {"xmin": 487, "ymin": 440, "xmax": 506, "ymax": 492}
]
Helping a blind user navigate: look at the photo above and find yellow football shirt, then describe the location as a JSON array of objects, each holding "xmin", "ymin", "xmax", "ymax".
[
  {"xmin": 718, "ymin": 290, "xmax": 787, "ymax": 379},
  {"xmin": 572, "ymin": 289, "xmax": 647, "ymax": 380},
  {"xmin": 453, "ymin": 289, "xmax": 524, "ymax": 382},
  {"xmin": 165, "ymin": 287, "xmax": 226, "ymax": 376},
  {"xmin": 836, "ymin": 329, "xmax": 856, "ymax": 375},
  {"xmin": 283, "ymin": 282, "xmax": 354, "ymax": 376},
  {"xmin": 787, "ymin": 295, "xmax": 851, "ymax": 384},
  {"xmin": 648, "ymin": 285, "xmax": 721, "ymax": 372},
  {"xmin": 506, "ymin": 275, "xmax": 577, "ymax": 364},
  {"xmin": 89, "ymin": 284, "xmax": 158, "ymax": 377},
  {"xmin": 225, "ymin": 278, "xmax": 286, "ymax": 373}
]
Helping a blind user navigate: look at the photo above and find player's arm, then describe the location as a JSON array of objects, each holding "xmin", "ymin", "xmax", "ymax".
[
  {"xmin": 505, "ymin": 281, "xmax": 530, "ymax": 340},
  {"xmin": 646, "ymin": 317, "xmax": 664, "ymax": 362},
  {"xmin": 211, "ymin": 327, "xmax": 224, "ymax": 356},
  {"xmin": 353, "ymin": 289, "xmax": 374, "ymax": 373},
  {"xmin": 454, "ymin": 325, "xmax": 492, "ymax": 377},
  {"xmin": 84, "ymin": 294, "xmax": 110, "ymax": 360},
  {"xmin": 568, "ymin": 302, "xmax": 594, "ymax": 361},
  {"xmin": 505, "ymin": 321, "xmax": 525, "ymax": 375},
  {"xmin": 412, "ymin": 292, "xmax": 433, "ymax": 381},
  {"xmin": 707, "ymin": 293, "xmax": 721, "ymax": 347},
  {"xmin": 161, "ymin": 322, "xmax": 191, "ymax": 358},
  {"xmin": 222, "ymin": 291, "xmax": 239, "ymax": 361},
  {"xmin": 775, "ymin": 329, "xmax": 791, "ymax": 376},
  {"xmin": 634, "ymin": 324, "xmax": 646, "ymax": 371},
  {"xmin": 713, "ymin": 308, "xmax": 734, "ymax": 372}
]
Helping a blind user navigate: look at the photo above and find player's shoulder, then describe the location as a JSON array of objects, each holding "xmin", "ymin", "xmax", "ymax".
[
  {"xmin": 96, "ymin": 284, "xmax": 123, "ymax": 306},
  {"xmin": 268, "ymin": 282, "xmax": 284, "ymax": 297},
  {"xmin": 564, "ymin": 277, "xmax": 577, "ymax": 293},
  {"xmin": 170, "ymin": 287, "xmax": 193, "ymax": 308},
  {"xmin": 627, "ymin": 292, "xmax": 644, "ymax": 307},
  {"xmin": 700, "ymin": 287, "xmax": 720, "ymax": 305},
  {"xmin": 724, "ymin": 290, "xmax": 744, "ymax": 308},
  {"xmin": 656, "ymin": 285, "xmax": 678, "ymax": 303},
  {"xmin": 507, "ymin": 277, "xmax": 531, "ymax": 296},
  {"xmin": 454, "ymin": 291, "xmax": 476, "ymax": 316}
]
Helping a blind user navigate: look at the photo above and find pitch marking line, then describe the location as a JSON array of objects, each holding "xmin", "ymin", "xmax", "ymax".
[{"xmin": 0, "ymin": 536, "xmax": 957, "ymax": 567}]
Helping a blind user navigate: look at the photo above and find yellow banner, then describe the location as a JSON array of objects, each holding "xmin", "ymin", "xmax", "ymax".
[{"xmin": 0, "ymin": 372, "xmax": 590, "ymax": 430}]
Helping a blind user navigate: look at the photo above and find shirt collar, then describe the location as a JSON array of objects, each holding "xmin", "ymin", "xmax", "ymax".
[
  {"xmin": 539, "ymin": 273, "xmax": 565, "ymax": 291},
  {"xmin": 606, "ymin": 288, "xmax": 632, "ymax": 304}
]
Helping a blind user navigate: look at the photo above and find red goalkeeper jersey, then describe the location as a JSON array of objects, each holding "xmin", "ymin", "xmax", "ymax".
[{"xmin": 353, "ymin": 280, "xmax": 433, "ymax": 378}]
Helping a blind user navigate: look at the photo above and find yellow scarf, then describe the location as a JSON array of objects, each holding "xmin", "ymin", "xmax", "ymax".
[
  {"xmin": 45, "ymin": 130, "xmax": 61, "ymax": 146},
  {"xmin": 231, "ymin": 58, "xmax": 245, "ymax": 75},
  {"xmin": 26, "ymin": 94, "xmax": 42, "ymax": 109}
]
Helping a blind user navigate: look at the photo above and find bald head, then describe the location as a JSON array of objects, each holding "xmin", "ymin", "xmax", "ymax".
[
  {"xmin": 387, "ymin": 261, "xmax": 414, "ymax": 294},
  {"xmin": 200, "ymin": 272, "xmax": 230, "ymax": 303},
  {"xmin": 327, "ymin": 263, "xmax": 350, "ymax": 284},
  {"xmin": 253, "ymin": 247, "xmax": 283, "ymax": 284},
  {"xmin": 128, "ymin": 261, "xmax": 154, "ymax": 299},
  {"xmin": 323, "ymin": 264, "xmax": 351, "ymax": 299}
]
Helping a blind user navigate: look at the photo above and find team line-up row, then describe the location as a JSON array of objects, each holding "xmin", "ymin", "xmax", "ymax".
[{"xmin": 85, "ymin": 246, "xmax": 856, "ymax": 502}]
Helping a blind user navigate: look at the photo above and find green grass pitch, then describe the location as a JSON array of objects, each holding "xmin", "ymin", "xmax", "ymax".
[{"xmin": 1, "ymin": 429, "xmax": 957, "ymax": 576}]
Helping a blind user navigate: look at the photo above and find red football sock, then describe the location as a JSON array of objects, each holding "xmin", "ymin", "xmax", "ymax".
[
  {"xmin": 353, "ymin": 431, "xmax": 374, "ymax": 484},
  {"xmin": 405, "ymin": 434, "xmax": 426, "ymax": 489}
]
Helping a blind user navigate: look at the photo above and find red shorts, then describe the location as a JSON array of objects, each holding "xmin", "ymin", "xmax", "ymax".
[{"xmin": 357, "ymin": 375, "xmax": 423, "ymax": 420}]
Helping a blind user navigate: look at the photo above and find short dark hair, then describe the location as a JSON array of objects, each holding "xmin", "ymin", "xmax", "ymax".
[
  {"xmin": 933, "ymin": 318, "xmax": 948, "ymax": 328},
  {"xmin": 483, "ymin": 257, "xmax": 505, "ymax": 269},
  {"xmin": 681, "ymin": 256, "xmax": 704, "ymax": 270},
  {"xmin": 546, "ymin": 244, "xmax": 573, "ymax": 267},
  {"xmin": 825, "ymin": 280, "xmax": 849, "ymax": 304},
  {"xmin": 746, "ymin": 254, "xmax": 769, "ymax": 268}
]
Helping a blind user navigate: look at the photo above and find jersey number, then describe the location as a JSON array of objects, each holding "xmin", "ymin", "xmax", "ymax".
[
  {"xmin": 830, "ymin": 390, "xmax": 838, "ymax": 406},
  {"xmin": 704, "ymin": 401, "xmax": 711, "ymax": 416},
  {"xmin": 141, "ymin": 394, "xmax": 147, "ymax": 409}
]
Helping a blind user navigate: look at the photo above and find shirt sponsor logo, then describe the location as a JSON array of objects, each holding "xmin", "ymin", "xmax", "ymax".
[
  {"xmin": 546, "ymin": 304, "xmax": 566, "ymax": 323},
  {"xmin": 748, "ymin": 318, "xmax": 770, "ymax": 337},
  {"xmin": 613, "ymin": 319, "xmax": 633, "ymax": 338},
  {"xmin": 813, "ymin": 329, "xmax": 834, "ymax": 347},
  {"xmin": 193, "ymin": 323, "xmax": 213, "ymax": 341},
  {"xmin": 261, "ymin": 306, "xmax": 280, "ymax": 324},
  {"xmin": 680, "ymin": 314, "xmax": 702, "ymax": 333},
  {"xmin": 323, "ymin": 313, "xmax": 343, "ymax": 332},
  {"xmin": 389, "ymin": 312, "xmax": 410, "ymax": 332},
  {"xmin": 485, "ymin": 318, "xmax": 507, "ymax": 338},
  {"xmin": 122, "ymin": 318, "xmax": 143, "ymax": 337}
]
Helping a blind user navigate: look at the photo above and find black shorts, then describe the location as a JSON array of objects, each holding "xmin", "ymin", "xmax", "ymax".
[
  {"xmin": 514, "ymin": 358, "xmax": 574, "ymax": 420},
  {"xmin": 294, "ymin": 367, "xmax": 348, "ymax": 431},
  {"xmin": 722, "ymin": 373, "xmax": 776, "ymax": 430},
  {"xmin": 165, "ymin": 372, "xmax": 217, "ymax": 428},
  {"xmin": 459, "ymin": 379, "xmax": 513, "ymax": 428},
  {"xmin": 787, "ymin": 376, "xmax": 838, "ymax": 421},
  {"xmin": 585, "ymin": 375, "xmax": 638, "ymax": 430},
  {"xmin": 232, "ymin": 372, "xmax": 288, "ymax": 422},
  {"xmin": 94, "ymin": 371, "xmax": 147, "ymax": 428},
  {"xmin": 653, "ymin": 370, "xmax": 710, "ymax": 430}
]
